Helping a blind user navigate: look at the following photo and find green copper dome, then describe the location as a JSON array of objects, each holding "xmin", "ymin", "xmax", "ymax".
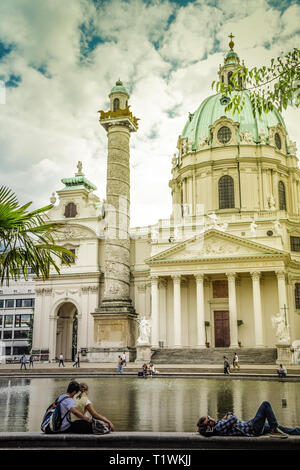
[
  {"xmin": 181, "ymin": 91, "xmax": 287, "ymax": 150},
  {"xmin": 110, "ymin": 79, "xmax": 129, "ymax": 96}
]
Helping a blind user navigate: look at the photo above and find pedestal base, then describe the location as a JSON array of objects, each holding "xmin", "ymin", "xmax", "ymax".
[
  {"xmin": 86, "ymin": 347, "xmax": 136, "ymax": 363},
  {"xmin": 135, "ymin": 344, "xmax": 152, "ymax": 363},
  {"xmin": 276, "ymin": 343, "xmax": 293, "ymax": 365}
]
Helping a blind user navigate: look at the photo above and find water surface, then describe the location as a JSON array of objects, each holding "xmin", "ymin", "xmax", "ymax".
[{"xmin": 0, "ymin": 377, "xmax": 299, "ymax": 432}]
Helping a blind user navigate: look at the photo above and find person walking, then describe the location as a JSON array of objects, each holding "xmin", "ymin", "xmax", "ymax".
[
  {"xmin": 58, "ymin": 353, "xmax": 65, "ymax": 367},
  {"xmin": 233, "ymin": 353, "xmax": 240, "ymax": 370},
  {"xmin": 29, "ymin": 354, "xmax": 34, "ymax": 368},
  {"xmin": 20, "ymin": 354, "xmax": 27, "ymax": 371},
  {"xmin": 117, "ymin": 356, "xmax": 123, "ymax": 374},
  {"xmin": 73, "ymin": 352, "xmax": 80, "ymax": 368},
  {"xmin": 197, "ymin": 400, "xmax": 300, "ymax": 438},
  {"xmin": 223, "ymin": 356, "xmax": 230, "ymax": 374},
  {"xmin": 121, "ymin": 352, "xmax": 127, "ymax": 367}
]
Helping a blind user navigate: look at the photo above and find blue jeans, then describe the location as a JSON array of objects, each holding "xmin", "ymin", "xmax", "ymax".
[
  {"xmin": 250, "ymin": 401, "xmax": 300, "ymax": 435},
  {"xmin": 250, "ymin": 401, "xmax": 278, "ymax": 435}
]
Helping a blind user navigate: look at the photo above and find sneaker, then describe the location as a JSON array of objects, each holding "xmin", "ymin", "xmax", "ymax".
[{"xmin": 268, "ymin": 428, "xmax": 288, "ymax": 439}]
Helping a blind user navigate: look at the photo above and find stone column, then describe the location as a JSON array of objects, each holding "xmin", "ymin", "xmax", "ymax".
[
  {"xmin": 158, "ymin": 279, "xmax": 168, "ymax": 347},
  {"xmin": 251, "ymin": 271, "xmax": 264, "ymax": 347},
  {"xmin": 172, "ymin": 275, "xmax": 182, "ymax": 348},
  {"xmin": 151, "ymin": 276, "xmax": 159, "ymax": 348},
  {"xmin": 48, "ymin": 314, "xmax": 58, "ymax": 361},
  {"xmin": 226, "ymin": 273, "xmax": 238, "ymax": 348},
  {"xmin": 195, "ymin": 274, "xmax": 206, "ymax": 348},
  {"xmin": 92, "ymin": 86, "xmax": 139, "ymax": 360}
]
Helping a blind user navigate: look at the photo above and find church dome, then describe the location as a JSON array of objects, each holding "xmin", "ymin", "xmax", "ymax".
[{"xmin": 181, "ymin": 91, "xmax": 288, "ymax": 151}]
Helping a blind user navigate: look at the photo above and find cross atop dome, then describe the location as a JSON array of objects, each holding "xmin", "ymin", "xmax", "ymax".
[{"xmin": 228, "ymin": 33, "xmax": 235, "ymax": 50}]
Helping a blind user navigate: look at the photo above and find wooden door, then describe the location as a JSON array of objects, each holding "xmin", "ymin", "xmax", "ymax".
[{"xmin": 214, "ymin": 311, "xmax": 230, "ymax": 347}]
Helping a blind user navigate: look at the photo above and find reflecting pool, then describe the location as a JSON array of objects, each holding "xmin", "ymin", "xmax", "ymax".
[{"xmin": 0, "ymin": 377, "xmax": 299, "ymax": 432}]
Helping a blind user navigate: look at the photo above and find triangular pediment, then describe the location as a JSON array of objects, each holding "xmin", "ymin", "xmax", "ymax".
[{"xmin": 146, "ymin": 229, "xmax": 287, "ymax": 264}]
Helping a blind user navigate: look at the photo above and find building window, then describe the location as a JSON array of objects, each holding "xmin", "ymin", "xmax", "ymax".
[
  {"xmin": 62, "ymin": 248, "xmax": 76, "ymax": 265},
  {"xmin": 14, "ymin": 330, "xmax": 28, "ymax": 339},
  {"xmin": 113, "ymin": 98, "xmax": 120, "ymax": 111},
  {"xmin": 4, "ymin": 315, "xmax": 13, "ymax": 328},
  {"xmin": 228, "ymin": 71, "xmax": 233, "ymax": 87},
  {"xmin": 295, "ymin": 283, "xmax": 300, "ymax": 309},
  {"xmin": 3, "ymin": 330, "xmax": 12, "ymax": 339},
  {"xmin": 15, "ymin": 314, "xmax": 31, "ymax": 328},
  {"xmin": 278, "ymin": 181, "xmax": 287, "ymax": 211},
  {"xmin": 291, "ymin": 236, "xmax": 300, "ymax": 252},
  {"xmin": 275, "ymin": 133, "xmax": 282, "ymax": 150},
  {"xmin": 64, "ymin": 202, "xmax": 77, "ymax": 218},
  {"xmin": 5, "ymin": 299, "xmax": 14, "ymax": 308},
  {"xmin": 219, "ymin": 175, "xmax": 235, "ymax": 209},
  {"xmin": 217, "ymin": 126, "xmax": 232, "ymax": 144},
  {"xmin": 13, "ymin": 346, "xmax": 29, "ymax": 355},
  {"xmin": 0, "ymin": 300, "xmax": 3, "ymax": 309},
  {"xmin": 0, "ymin": 315, "xmax": 2, "ymax": 326}
]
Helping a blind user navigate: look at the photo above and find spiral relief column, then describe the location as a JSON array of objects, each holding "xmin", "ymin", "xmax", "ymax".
[{"xmin": 92, "ymin": 81, "xmax": 139, "ymax": 362}]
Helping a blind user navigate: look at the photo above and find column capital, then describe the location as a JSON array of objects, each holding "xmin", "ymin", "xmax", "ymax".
[
  {"xmin": 276, "ymin": 270, "xmax": 286, "ymax": 281},
  {"xmin": 150, "ymin": 275, "xmax": 159, "ymax": 285},
  {"xmin": 226, "ymin": 272, "xmax": 236, "ymax": 282},
  {"xmin": 171, "ymin": 274, "xmax": 181, "ymax": 284},
  {"xmin": 250, "ymin": 271, "xmax": 261, "ymax": 281},
  {"xmin": 194, "ymin": 273, "xmax": 204, "ymax": 282}
]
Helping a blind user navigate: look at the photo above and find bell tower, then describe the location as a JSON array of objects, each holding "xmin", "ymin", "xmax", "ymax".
[{"xmin": 92, "ymin": 80, "xmax": 139, "ymax": 362}]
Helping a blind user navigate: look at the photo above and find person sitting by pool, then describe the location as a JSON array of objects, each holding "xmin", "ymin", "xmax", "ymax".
[
  {"xmin": 277, "ymin": 364, "xmax": 287, "ymax": 378},
  {"xmin": 197, "ymin": 401, "xmax": 300, "ymax": 438},
  {"xmin": 44, "ymin": 381, "xmax": 93, "ymax": 434},
  {"xmin": 72, "ymin": 383, "xmax": 115, "ymax": 432},
  {"xmin": 148, "ymin": 362, "xmax": 159, "ymax": 376},
  {"xmin": 142, "ymin": 363, "xmax": 148, "ymax": 377}
]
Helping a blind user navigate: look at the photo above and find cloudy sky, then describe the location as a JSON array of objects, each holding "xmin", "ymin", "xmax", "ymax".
[{"xmin": 0, "ymin": 0, "xmax": 299, "ymax": 227}]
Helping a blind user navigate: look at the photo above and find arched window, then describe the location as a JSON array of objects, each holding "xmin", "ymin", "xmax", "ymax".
[
  {"xmin": 113, "ymin": 98, "xmax": 120, "ymax": 111},
  {"xmin": 219, "ymin": 175, "xmax": 235, "ymax": 209},
  {"xmin": 64, "ymin": 202, "xmax": 77, "ymax": 218},
  {"xmin": 278, "ymin": 181, "xmax": 287, "ymax": 211},
  {"xmin": 228, "ymin": 71, "xmax": 233, "ymax": 87}
]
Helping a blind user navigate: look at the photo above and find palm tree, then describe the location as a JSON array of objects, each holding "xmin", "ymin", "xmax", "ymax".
[{"xmin": 0, "ymin": 186, "xmax": 74, "ymax": 285}]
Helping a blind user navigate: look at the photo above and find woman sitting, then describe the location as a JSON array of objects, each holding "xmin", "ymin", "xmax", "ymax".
[{"xmin": 72, "ymin": 383, "xmax": 115, "ymax": 433}]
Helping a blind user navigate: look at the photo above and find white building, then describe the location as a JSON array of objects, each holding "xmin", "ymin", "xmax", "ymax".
[
  {"xmin": 0, "ymin": 273, "xmax": 35, "ymax": 361},
  {"xmin": 32, "ymin": 41, "xmax": 300, "ymax": 364}
]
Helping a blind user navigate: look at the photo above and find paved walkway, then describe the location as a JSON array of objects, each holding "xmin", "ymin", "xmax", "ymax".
[{"xmin": 1, "ymin": 361, "xmax": 300, "ymax": 378}]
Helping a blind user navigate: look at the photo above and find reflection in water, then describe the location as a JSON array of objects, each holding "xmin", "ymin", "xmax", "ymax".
[{"xmin": 0, "ymin": 377, "xmax": 299, "ymax": 432}]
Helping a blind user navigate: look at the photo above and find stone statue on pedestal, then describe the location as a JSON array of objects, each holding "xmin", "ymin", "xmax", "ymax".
[
  {"xmin": 137, "ymin": 317, "xmax": 151, "ymax": 345},
  {"xmin": 272, "ymin": 311, "xmax": 290, "ymax": 344}
]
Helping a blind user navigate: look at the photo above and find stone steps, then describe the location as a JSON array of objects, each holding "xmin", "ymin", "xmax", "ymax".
[{"xmin": 151, "ymin": 348, "xmax": 277, "ymax": 365}]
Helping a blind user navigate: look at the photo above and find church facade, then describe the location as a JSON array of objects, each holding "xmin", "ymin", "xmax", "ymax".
[{"xmin": 32, "ymin": 41, "xmax": 300, "ymax": 363}]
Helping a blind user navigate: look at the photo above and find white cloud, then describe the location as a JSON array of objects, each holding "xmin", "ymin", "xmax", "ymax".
[{"xmin": 0, "ymin": 0, "xmax": 299, "ymax": 228}]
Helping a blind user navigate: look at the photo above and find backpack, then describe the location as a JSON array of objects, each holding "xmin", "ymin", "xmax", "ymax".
[
  {"xmin": 91, "ymin": 418, "xmax": 111, "ymax": 434},
  {"xmin": 41, "ymin": 395, "xmax": 70, "ymax": 433}
]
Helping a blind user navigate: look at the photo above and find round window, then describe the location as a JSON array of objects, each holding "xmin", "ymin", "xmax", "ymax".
[
  {"xmin": 275, "ymin": 133, "xmax": 282, "ymax": 150},
  {"xmin": 217, "ymin": 126, "xmax": 232, "ymax": 144}
]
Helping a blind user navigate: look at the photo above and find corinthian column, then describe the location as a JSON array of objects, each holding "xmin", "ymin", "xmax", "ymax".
[
  {"xmin": 172, "ymin": 275, "xmax": 182, "ymax": 348},
  {"xmin": 195, "ymin": 274, "xmax": 206, "ymax": 348},
  {"xmin": 251, "ymin": 271, "xmax": 264, "ymax": 347},
  {"xmin": 226, "ymin": 272, "xmax": 238, "ymax": 348},
  {"xmin": 151, "ymin": 276, "xmax": 159, "ymax": 348}
]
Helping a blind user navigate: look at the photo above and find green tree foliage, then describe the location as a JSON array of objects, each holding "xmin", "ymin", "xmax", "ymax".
[
  {"xmin": 0, "ymin": 186, "xmax": 75, "ymax": 285},
  {"xmin": 212, "ymin": 48, "xmax": 300, "ymax": 116}
]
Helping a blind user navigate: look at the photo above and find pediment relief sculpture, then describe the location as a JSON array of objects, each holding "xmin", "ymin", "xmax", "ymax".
[{"xmin": 55, "ymin": 225, "xmax": 95, "ymax": 240}]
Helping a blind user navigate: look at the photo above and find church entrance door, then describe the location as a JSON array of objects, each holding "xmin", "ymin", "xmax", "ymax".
[
  {"xmin": 214, "ymin": 311, "xmax": 230, "ymax": 347},
  {"xmin": 55, "ymin": 302, "xmax": 78, "ymax": 361}
]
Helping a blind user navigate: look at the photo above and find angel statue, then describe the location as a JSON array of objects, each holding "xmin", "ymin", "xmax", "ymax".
[
  {"xmin": 136, "ymin": 317, "xmax": 151, "ymax": 345},
  {"xmin": 271, "ymin": 311, "xmax": 290, "ymax": 344}
]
